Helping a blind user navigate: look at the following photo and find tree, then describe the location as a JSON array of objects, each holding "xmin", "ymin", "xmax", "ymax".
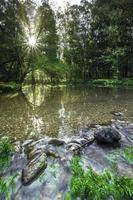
[{"xmin": 0, "ymin": 0, "xmax": 24, "ymax": 82}]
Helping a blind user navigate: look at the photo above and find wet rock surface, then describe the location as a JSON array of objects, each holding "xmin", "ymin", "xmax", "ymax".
[
  {"xmin": 117, "ymin": 161, "xmax": 133, "ymax": 178},
  {"xmin": 22, "ymin": 153, "xmax": 47, "ymax": 186},
  {"xmin": 48, "ymin": 138, "xmax": 65, "ymax": 146},
  {"xmin": 1, "ymin": 120, "xmax": 133, "ymax": 200},
  {"xmin": 94, "ymin": 127, "xmax": 121, "ymax": 144}
]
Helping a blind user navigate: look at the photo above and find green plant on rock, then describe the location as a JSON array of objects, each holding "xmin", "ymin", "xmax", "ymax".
[{"xmin": 65, "ymin": 156, "xmax": 133, "ymax": 200}]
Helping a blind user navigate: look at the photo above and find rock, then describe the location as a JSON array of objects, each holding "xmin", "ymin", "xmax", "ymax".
[
  {"xmin": 113, "ymin": 112, "xmax": 124, "ymax": 117},
  {"xmin": 68, "ymin": 137, "xmax": 95, "ymax": 148},
  {"xmin": 44, "ymin": 145, "xmax": 58, "ymax": 158},
  {"xmin": 45, "ymin": 149, "xmax": 59, "ymax": 158},
  {"xmin": 83, "ymin": 135, "xmax": 95, "ymax": 141},
  {"xmin": 94, "ymin": 125, "xmax": 102, "ymax": 129},
  {"xmin": 81, "ymin": 130, "xmax": 94, "ymax": 138},
  {"xmin": 69, "ymin": 144, "xmax": 81, "ymax": 152},
  {"xmin": 78, "ymin": 138, "xmax": 89, "ymax": 145},
  {"xmin": 94, "ymin": 127, "xmax": 121, "ymax": 144},
  {"xmin": 82, "ymin": 130, "xmax": 95, "ymax": 145},
  {"xmin": 67, "ymin": 142, "xmax": 81, "ymax": 149},
  {"xmin": 48, "ymin": 138, "xmax": 65, "ymax": 146},
  {"xmin": 67, "ymin": 139, "xmax": 81, "ymax": 145},
  {"xmin": 22, "ymin": 139, "xmax": 33, "ymax": 147},
  {"xmin": 22, "ymin": 153, "xmax": 47, "ymax": 185},
  {"xmin": 28, "ymin": 148, "xmax": 44, "ymax": 160},
  {"xmin": 117, "ymin": 161, "xmax": 133, "ymax": 178}
]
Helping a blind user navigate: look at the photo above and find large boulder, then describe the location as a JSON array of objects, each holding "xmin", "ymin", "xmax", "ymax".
[
  {"xmin": 94, "ymin": 127, "xmax": 121, "ymax": 144},
  {"xmin": 22, "ymin": 152, "xmax": 47, "ymax": 185}
]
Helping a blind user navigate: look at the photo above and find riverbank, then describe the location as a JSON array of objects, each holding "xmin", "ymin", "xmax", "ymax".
[
  {"xmin": 0, "ymin": 82, "xmax": 21, "ymax": 92},
  {"xmin": 0, "ymin": 120, "xmax": 133, "ymax": 200},
  {"xmin": 0, "ymin": 79, "xmax": 133, "ymax": 93},
  {"xmin": 91, "ymin": 79, "xmax": 133, "ymax": 88}
]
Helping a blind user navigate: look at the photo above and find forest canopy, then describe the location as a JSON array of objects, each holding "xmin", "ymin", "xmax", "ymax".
[{"xmin": 0, "ymin": 0, "xmax": 133, "ymax": 84}]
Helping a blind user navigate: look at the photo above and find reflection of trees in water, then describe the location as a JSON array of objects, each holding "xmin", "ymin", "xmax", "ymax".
[
  {"xmin": 0, "ymin": 86, "xmax": 133, "ymax": 140},
  {"xmin": 22, "ymin": 84, "xmax": 51, "ymax": 107},
  {"xmin": 23, "ymin": 85, "xmax": 66, "ymax": 137},
  {"xmin": 16, "ymin": 86, "xmax": 133, "ymax": 137}
]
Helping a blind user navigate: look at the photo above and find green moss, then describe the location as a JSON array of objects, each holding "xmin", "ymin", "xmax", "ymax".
[
  {"xmin": 65, "ymin": 156, "xmax": 133, "ymax": 200},
  {"xmin": 0, "ymin": 82, "xmax": 21, "ymax": 92}
]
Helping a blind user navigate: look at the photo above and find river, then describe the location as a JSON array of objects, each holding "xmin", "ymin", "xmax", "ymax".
[
  {"xmin": 0, "ymin": 85, "xmax": 133, "ymax": 141},
  {"xmin": 0, "ymin": 85, "xmax": 133, "ymax": 200}
]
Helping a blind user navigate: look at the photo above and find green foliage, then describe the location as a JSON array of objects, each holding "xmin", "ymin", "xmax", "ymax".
[
  {"xmin": 0, "ymin": 137, "xmax": 17, "ymax": 200},
  {"xmin": 0, "ymin": 0, "xmax": 133, "ymax": 84},
  {"xmin": 0, "ymin": 137, "xmax": 15, "ymax": 157},
  {"xmin": 92, "ymin": 79, "xmax": 133, "ymax": 87},
  {"xmin": 66, "ymin": 156, "xmax": 133, "ymax": 200},
  {"xmin": 0, "ymin": 82, "xmax": 21, "ymax": 92},
  {"xmin": 0, "ymin": 175, "xmax": 18, "ymax": 200},
  {"xmin": 0, "ymin": 0, "xmax": 25, "ymax": 83},
  {"xmin": 123, "ymin": 147, "xmax": 133, "ymax": 164},
  {"xmin": 58, "ymin": 0, "xmax": 133, "ymax": 81},
  {"xmin": 0, "ymin": 137, "xmax": 15, "ymax": 173}
]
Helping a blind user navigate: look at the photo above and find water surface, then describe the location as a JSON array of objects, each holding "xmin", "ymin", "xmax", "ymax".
[{"xmin": 0, "ymin": 85, "xmax": 132, "ymax": 140}]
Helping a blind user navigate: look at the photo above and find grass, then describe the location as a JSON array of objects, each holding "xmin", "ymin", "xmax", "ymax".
[
  {"xmin": 0, "ymin": 175, "xmax": 18, "ymax": 200},
  {"xmin": 92, "ymin": 79, "xmax": 133, "ymax": 88},
  {"xmin": 123, "ymin": 147, "xmax": 133, "ymax": 164},
  {"xmin": 0, "ymin": 137, "xmax": 15, "ymax": 174},
  {"xmin": 0, "ymin": 82, "xmax": 21, "ymax": 92},
  {"xmin": 0, "ymin": 137, "xmax": 15, "ymax": 155},
  {"xmin": 65, "ymin": 156, "xmax": 133, "ymax": 200},
  {"xmin": 0, "ymin": 137, "xmax": 17, "ymax": 200}
]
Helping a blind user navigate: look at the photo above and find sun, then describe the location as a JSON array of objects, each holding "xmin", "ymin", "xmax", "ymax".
[{"xmin": 28, "ymin": 35, "xmax": 37, "ymax": 47}]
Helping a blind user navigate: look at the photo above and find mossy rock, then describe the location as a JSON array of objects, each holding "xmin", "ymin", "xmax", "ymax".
[{"xmin": 22, "ymin": 153, "xmax": 47, "ymax": 185}]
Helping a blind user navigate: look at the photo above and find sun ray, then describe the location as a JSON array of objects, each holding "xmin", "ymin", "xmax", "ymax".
[{"xmin": 28, "ymin": 35, "xmax": 37, "ymax": 47}]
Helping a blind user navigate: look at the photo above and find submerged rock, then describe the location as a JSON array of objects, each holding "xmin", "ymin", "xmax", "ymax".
[
  {"xmin": 94, "ymin": 127, "xmax": 121, "ymax": 144},
  {"xmin": 22, "ymin": 153, "xmax": 47, "ymax": 185},
  {"xmin": 113, "ymin": 112, "xmax": 124, "ymax": 117}
]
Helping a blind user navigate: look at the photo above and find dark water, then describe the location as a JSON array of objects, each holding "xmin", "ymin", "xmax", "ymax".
[{"xmin": 0, "ymin": 85, "xmax": 133, "ymax": 141}]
